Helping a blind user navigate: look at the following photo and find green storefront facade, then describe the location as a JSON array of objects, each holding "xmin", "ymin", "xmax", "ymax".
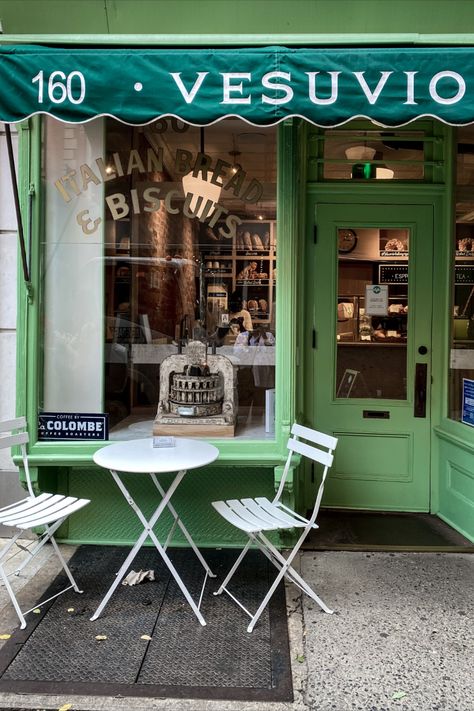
[{"xmin": 1, "ymin": 1, "xmax": 474, "ymax": 546}]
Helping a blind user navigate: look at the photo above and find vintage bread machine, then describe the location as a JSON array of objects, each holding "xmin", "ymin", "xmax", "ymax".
[{"xmin": 153, "ymin": 340, "xmax": 236, "ymax": 436}]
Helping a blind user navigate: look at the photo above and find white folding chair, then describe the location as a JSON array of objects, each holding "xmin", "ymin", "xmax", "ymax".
[
  {"xmin": 0, "ymin": 417, "xmax": 90, "ymax": 628},
  {"xmin": 212, "ymin": 423, "xmax": 338, "ymax": 632}
]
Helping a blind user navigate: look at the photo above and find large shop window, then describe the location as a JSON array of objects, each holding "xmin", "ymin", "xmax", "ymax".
[
  {"xmin": 41, "ymin": 117, "xmax": 277, "ymax": 440},
  {"xmin": 450, "ymin": 126, "xmax": 474, "ymax": 426}
]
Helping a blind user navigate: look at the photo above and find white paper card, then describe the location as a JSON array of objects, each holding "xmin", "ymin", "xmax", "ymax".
[
  {"xmin": 153, "ymin": 436, "xmax": 176, "ymax": 448},
  {"xmin": 365, "ymin": 285, "xmax": 389, "ymax": 316}
]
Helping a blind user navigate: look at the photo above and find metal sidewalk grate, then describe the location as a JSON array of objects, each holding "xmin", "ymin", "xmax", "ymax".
[{"xmin": 0, "ymin": 546, "xmax": 293, "ymax": 702}]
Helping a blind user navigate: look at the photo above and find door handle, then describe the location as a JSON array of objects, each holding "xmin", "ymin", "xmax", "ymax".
[{"xmin": 414, "ymin": 363, "xmax": 427, "ymax": 418}]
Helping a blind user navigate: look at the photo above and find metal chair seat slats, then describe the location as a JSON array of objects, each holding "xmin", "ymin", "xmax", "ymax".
[
  {"xmin": 0, "ymin": 417, "xmax": 90, "ymax": 629},
  {"xmin": 213, "ymin": 499, "xmax": 273, "ymax": 532},
  {"xmin": 212, "ymin": 422, "xmax": 338, "ymax": 632},
  {"xmin": 1, "ymin": 494, "xmax": 67, "ymax": 523},
  {"xmin": 250, "ymin": 497, "xmax": 308, "ymax": 527},
  {"xmin": 5, "ymin": 497, "xmax": 91, "ymax": 529},
  {"xmin": 227, "ymin": 499, "xmax": 292, "ymax": 531},
  {"xmin": 239, "ymin": 497, "xmax": 290, "ymax": 527},
  {"xmin": 0, "ymin": 492, "xmax": 53, "ymax": 521}
]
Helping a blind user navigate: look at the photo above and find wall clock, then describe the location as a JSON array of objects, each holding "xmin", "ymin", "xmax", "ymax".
[{"xmin": 338, "ymin": 229, "xmax": 358, "ymax": 254}]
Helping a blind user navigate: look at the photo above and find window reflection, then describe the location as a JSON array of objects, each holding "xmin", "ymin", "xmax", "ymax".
[{"xmin": 42, "ymin": 117, "xmax": 277, "ymax": 440}]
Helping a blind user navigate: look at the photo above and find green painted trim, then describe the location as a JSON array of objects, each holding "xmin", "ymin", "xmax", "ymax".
[
  {"xmin": 429, "ymin": 126, "xmax": 455, "ymax": 514},
  {"xmin": 23, "ymin": 446, "xmax": 288, "ymax": 468},
  {"xmin": 434, "ymin": 425, "xmax": 474, "ymax": 455},
  {"xmin": 56, "ymin": 537, "xmax": 259, "ymax": 548},
  {"xmin": 275, "ymin": 121, "xmax": 298, "ymax": 449},
  {"xmin": 436, "ymin": 513, "xmax": 474, "ymax": 544},
  {"xmin": 13, "ymin": 119, "xmax": 43, "ymax": 486},
  {"xmin": 305, "ymin": 183, "xmax": 448, "ymax": 201},
  {"xmin": 274, "ymin": 461, "xmax": 296, "ymax": 509},
  {"xmin": 3, "ymin": 33, "xmax": 474, "ymax": 47},
  {"xmin": 100, "ymin": 120, "xmax": 106, "ymax": 410},
  {"xmin": 295, "ymin": 120, "xmax": 309, "ymax": 431}
]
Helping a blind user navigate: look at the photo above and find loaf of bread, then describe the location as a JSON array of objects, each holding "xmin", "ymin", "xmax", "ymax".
[
  {"xmin": 243, "ymin": 231, "xmax": 253, "ymax": 250},
  {"xmin": 251, "ymin": 233, "xmax": 265, "ymax": 250}
]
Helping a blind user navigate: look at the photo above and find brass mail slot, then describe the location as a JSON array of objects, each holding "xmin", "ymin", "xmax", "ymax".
[{"xmin": 363, "ymin": 410, "xmax": 390, "ymax": 419}]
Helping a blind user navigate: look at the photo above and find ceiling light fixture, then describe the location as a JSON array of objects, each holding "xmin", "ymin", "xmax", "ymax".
[
  {"xmin": 345, "ymin": 146, "xmax": 376, "ymax": 161},
  {"xmin": 229, "ymin": 134, "xmax": 242, "ymax": 174},
  {"xmin": 375, "ymin": 167, "xmax": 395, "ymax": 179},
  {"xmin": 345, "ymin": 146, "xmax": 394, "ymax": 180}
]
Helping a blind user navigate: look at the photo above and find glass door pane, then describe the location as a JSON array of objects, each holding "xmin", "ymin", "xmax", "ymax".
[{"xmin": 336, "ymin": 227, "xmax": 409, "ymax": 399}]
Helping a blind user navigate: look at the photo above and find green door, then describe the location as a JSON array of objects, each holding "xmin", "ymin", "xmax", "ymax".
[{"xmin": 307, "ymin": 202, "xmax": 433, "ymax": 511}]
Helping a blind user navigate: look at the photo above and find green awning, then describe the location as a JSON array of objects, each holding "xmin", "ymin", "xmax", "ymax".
[{"xmin": 1, "ymin": 43, "xmax": 474, "ymax": 126}]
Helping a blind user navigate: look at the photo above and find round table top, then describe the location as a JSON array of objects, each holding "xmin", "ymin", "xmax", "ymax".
[{"xmin": 93, "ymin": 437, "xmax": 219, "ymax": 474}]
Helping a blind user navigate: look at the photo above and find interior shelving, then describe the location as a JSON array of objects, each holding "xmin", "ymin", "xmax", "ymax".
[{"xmin": 203, "ymin": 220, "xmax": 276, "ymax": 327}]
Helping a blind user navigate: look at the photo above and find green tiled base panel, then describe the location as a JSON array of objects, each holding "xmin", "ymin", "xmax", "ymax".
[{"xmin": 58, "ymin": 466, "xmax": 276, "ymax": 547}]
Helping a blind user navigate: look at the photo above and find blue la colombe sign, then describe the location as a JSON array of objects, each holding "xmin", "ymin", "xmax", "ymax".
[{"xmin": 0, "ymin": 44, "xmax": 474, "ymax": 126}]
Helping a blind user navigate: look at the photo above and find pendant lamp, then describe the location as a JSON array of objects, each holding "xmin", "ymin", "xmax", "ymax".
[
  {"xmin": 182, "ymin": 127, "xmax": 221, "ymax": 218},
  {"xmin": 345, "ymin": 146, "xmax": 394, "ymax": 180}
]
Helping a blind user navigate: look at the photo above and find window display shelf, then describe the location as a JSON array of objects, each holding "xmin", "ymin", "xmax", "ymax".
[
  {"xmin": 236, "ymin": 251, "xmax": 273, "ymax": 257},
  {"xmin": 236, "ymin": 279, "xmax": 271, "ymax": 286}
]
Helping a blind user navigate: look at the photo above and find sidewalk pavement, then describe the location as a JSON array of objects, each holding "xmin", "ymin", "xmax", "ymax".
[{"xmin": 0, "ymin": 539, "xmax": 472, "ymax": 711}]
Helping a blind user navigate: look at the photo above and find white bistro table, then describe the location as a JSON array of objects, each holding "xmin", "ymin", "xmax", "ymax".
[{"xmin": 91, "ymin": 437, "xmax": 219, "ymax": 625}]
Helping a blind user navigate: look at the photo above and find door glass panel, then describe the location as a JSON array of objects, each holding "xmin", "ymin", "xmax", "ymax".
[{"xmin": 336, "ymin": 228, "xmax": 409, "ymax": 400}]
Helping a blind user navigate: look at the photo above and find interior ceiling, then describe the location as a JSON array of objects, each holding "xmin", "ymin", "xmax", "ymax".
[
  {"xmin": 144, "ymin": 118, "xmax": 278, "ymax": 219},
  {"xmin": 109, "ymin": 119, "xmax": 474, "ymax": 223}
]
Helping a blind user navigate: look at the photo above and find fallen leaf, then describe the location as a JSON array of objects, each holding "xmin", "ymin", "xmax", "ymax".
[
  {"xmin": 32, "ymin": 608, "xmax": 41, "ymax": 614},
  {"xmin": 67, "ymin": 608, "xmax": 75, "ymax": 613},
  {"xmin": 392, "ymin": 691, "xmax": 407, "ymax": 700},
  {"xmin": 0, "ymin": 634, "xmax": 11, "ymax": 640},
  {"xmin": 140, "ymin": 634, "xmax": 152, "ymax": 641},
  {"xmin": 58, "ymin": 704, "xmax": 73, "ymax": 711},
  {"xmin": 296, "ymin": 654, "xmax": 305, "ymax": 663},
  {"xmin": 95, "ymin": 635, "xmax": 107, "ymax": 641}
]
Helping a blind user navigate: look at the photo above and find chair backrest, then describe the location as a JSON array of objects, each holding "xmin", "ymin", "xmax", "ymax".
[
  {"xmin": 0, "ymin": 417, "xmax": 34, "ymax": 496},
  {"xmin": 274, "ymin": 422, "xmax": 338, "ymax": 525}
]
